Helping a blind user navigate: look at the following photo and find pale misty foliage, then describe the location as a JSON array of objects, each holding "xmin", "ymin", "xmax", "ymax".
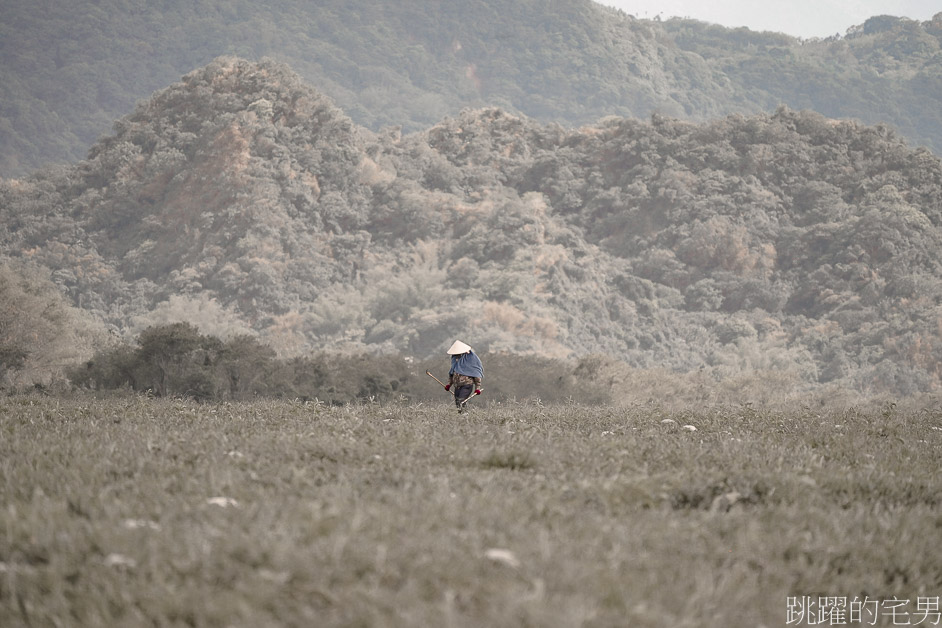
[
  {"xmin": 127, "ymin": 294, "xmax": 255, "ymax": 341},
  {"xmin": 3, "ymin": 59, "xmax": 942, "ymax": 395},
  {"xmin": 0, "ymin": 261, "xmax": 106, "ymax": 389}
]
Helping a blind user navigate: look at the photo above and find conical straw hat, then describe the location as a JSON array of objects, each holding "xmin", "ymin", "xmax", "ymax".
[{"xmin": 447, "ymin": 340, "xmax": 472, "ymax": 355}]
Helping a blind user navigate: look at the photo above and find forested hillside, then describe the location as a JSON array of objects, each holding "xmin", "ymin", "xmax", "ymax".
[
  {"xmin": 662, "ymin": 15, "xmax": 942, "ymax": 163},
  {"xmin": 1, "ymin": 0, "xmax": 940, "ymax": 177},
  {"xmin": 2, "ymin": 58, "xmax": 942, "ymax": 395}
]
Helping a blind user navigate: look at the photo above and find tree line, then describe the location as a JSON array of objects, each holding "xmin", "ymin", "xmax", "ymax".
[{"xmin": 67, "ymin": 322, "xmax": 614, "ymax": 404}]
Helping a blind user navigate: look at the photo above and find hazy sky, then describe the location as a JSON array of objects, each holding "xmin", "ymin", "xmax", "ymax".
[{"xmin": 596, "ymin": 0, "xmax": 941, "ymax": 39}]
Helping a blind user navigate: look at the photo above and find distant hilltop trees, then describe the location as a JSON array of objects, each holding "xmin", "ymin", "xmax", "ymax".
[{"xmin": 1, "ymin": 1, "xmax": 941, "ymax": 177}]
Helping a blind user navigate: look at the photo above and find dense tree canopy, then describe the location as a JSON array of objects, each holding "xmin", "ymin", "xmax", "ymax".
[
  {"xmin": 3, "ymin": 58, "xmax": 942, "ymax": 395},
  {"xmin": 0, "ymin": 0, "xmax": 940, "ymax": 177}
]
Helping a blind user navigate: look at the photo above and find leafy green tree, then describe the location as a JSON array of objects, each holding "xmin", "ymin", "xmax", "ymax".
[
  {"xmin": 218, "ymin": 334, "xmax": 277, "ymax": 399},
  {"xmin": 136, "ymin": 323, "xmax": 220, "ymax": 398}
]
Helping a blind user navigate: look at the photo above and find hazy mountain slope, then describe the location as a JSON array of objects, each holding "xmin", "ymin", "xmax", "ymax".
[
  {"xmin": 662, "ymin": 14, "xmax": 942, "ymax": 161},
  {"xmin": 1, "ymin": 58, "xmax": 380, "ymax": 350},
  {"xmin": 1, "ymin": 0, "xmax": 940, "ymax": 178},
  {"xmin": 0, "ymin": 0, "xmax": 724, "ymax": 177},
  {"xmin": 3, "ymin": 58, "xmax": 942, "ymax": 394}
]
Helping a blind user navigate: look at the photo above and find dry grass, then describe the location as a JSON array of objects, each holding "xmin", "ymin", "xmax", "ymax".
[{"xmin": 1, "ymin": 394, "xmax": 941, "ymax": 627}]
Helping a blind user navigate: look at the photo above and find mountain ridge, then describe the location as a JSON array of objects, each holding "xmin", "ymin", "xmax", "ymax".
[{"xmin": 1, "ymin": 0, "xmax": 941, "ymax": 178}]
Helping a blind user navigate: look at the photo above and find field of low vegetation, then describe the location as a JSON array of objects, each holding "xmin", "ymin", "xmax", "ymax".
[{"xmin": 2, "ymin": 393, "xmax": 941, "ymax": 627}]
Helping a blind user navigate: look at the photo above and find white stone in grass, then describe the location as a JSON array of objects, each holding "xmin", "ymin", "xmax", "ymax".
[
  {"xmin": 0, "ymin": 562, "xmax": 37, "ymax": 575},
  {"xmin": 206, "ymin": 496, "xmax": 239, "ymax": 508},
  {"xmin": 104, "ymin": 553, "xmax": 137, "ymax": 569},
  {"xmin": 682, "ymin": 425, "xmax": 698, "ymax": 432},
  {"xmin": 122, "ymin": 518, "xmax": 161, "ymax": 531},
  {"xmin": 259, "ymin": 568, "xmax": 291, "ymax": 584},
  {"xmin": 660, "ymin": 419, "xmax": 677, "ymax": 425},
  {"xmin": 484, "ymin": 548, "xmax": 521, "ymax": 569},
  {"xmin": 710, "ymin": 491, "xmax": 743, "ymax": 513},
  {"xmin": 798, "ymin": 475, "xmax": 817, "ymax": 487}
]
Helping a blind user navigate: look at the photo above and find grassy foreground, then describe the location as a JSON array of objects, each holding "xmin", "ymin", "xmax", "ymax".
[{"xmin": 1, "ymin": 394, "xmax": 941, "ymax": 627}]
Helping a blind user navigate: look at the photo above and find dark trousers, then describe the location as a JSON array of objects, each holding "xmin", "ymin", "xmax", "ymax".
[{"xmin": 454, "ymin": 384, "xmax": 474, "ymax": 408}]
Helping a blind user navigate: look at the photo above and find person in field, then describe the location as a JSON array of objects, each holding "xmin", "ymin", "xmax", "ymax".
[{"xmin": 444, "ymin": 340, "xmax": 483, "ymax": 412}]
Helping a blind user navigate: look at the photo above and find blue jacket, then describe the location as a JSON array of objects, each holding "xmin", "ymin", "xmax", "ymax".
[{"xmin": 449, "ymin": 351, "xmax": 484, "ymax": 380}]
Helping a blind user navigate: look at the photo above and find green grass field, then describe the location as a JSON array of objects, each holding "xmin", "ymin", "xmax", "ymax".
[{"xmin": 2, "ymin": 394, "xmax": 941, "ymax": 627}]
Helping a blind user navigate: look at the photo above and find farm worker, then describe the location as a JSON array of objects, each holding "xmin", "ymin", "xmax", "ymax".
[{"xmin": 444, "ymin": 340, "xmax": 483, "ymax": 411}]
